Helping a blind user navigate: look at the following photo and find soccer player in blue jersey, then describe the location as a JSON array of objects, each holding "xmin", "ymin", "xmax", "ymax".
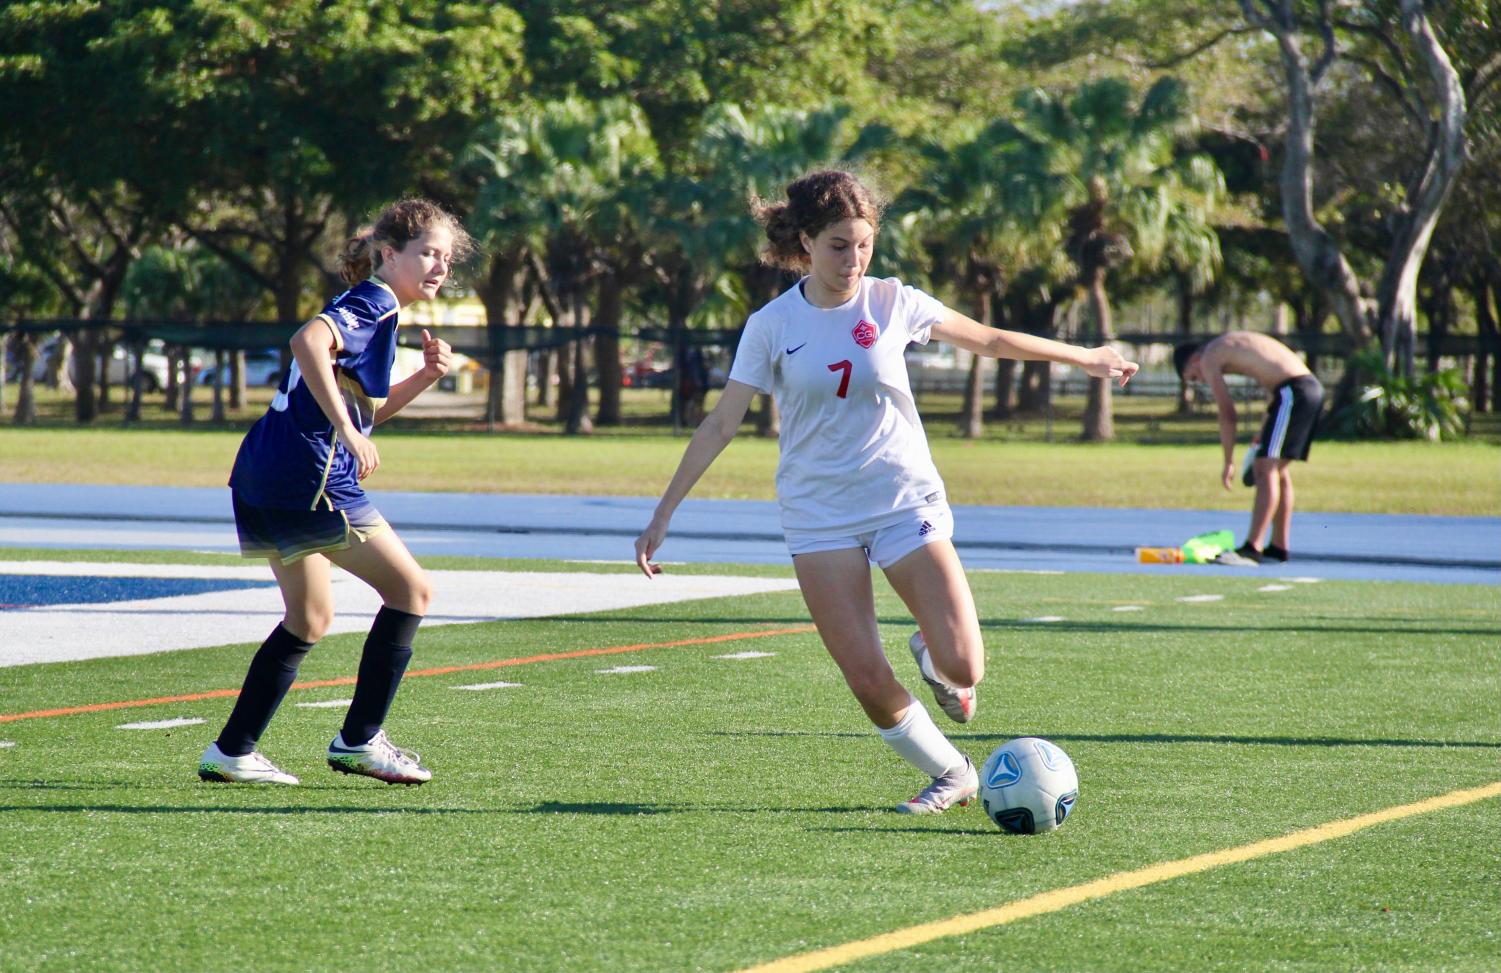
[{"xmin": 198, "ymin": 198, "xmax": 471, "ymax": 786}]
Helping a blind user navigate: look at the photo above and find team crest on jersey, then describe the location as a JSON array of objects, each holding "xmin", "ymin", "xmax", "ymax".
[{"xmin": 851, "ymin": 319, "xmax": 878, "ymax": 349}]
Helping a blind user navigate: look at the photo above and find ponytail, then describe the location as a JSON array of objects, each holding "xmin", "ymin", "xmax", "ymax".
[{"xmin": 337, "ymin": 227, "xmax": 376, "ymax": 286}]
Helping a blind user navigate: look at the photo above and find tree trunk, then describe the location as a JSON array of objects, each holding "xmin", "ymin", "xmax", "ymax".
[
  {"xmin": 10, "ymin": 332, "xmax": 37, "ymax": 425},
  {"xmin": 594, "ymin": 275, "xmax": 624, "ymax": 426},
  {"xmin": 554, "ymin": 340, "xmax": 574, "ymax": 420},
  {"xmin": 476, "ymin": 249, "xmax": 529, "ymax": 429},
  {"xmin": 1246, "ymin": 5, "xmax": 1375, "ymax": 351},
  {"xmin": 1081, "ymin": 274, "xmax": 1114, "ymax": 442},
  {"xmin": 69, "ymin": 329, "xmax": 99, "ymax": 422},
  {"xmin": 564, "ymin": 293, "xmax": 593, "ymax": 435},
  {"xmin": 124, "ymin": 341, "xmax": 145, "ymax": 424},
  {"xmin": 96, "ymin": 340, "xmax": 113, "ymax": 412},
  {"xmin": 230, "ymin": 349, "xmax": 245, "ymax": 411},
  {"xmin": 992, "ymin": 359, "xmax": 1016, "ymax": 420},
  {"xmin": 179, "ymin": 347, "xmax": 195, "ymax": 425},
  {"xmin": 958, "ymin": 288, "xmax": 989, "ymax": 439},
  {"xmin": 1373, "ymin": 0, "xmax": 1469, "ymax": 378},
  {"xmin": 668, "ymin": 312, "xmax": 687, "ymax": 434},
  {"xmin": 165, "ymin": 347, "xmax": 181, "ymax": 412},
  {"xmin": 211, "ymin": 349, "xmax": 227, "ymax": 422}
]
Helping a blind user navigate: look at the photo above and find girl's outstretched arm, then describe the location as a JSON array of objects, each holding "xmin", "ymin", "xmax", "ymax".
[
  {"xmin": 930, "ymin": 309, "xmax": 1139, "ymax": 386},
  {"xmin": 634, "ymin": 379, "xmax": 758, "ymax": 577}
]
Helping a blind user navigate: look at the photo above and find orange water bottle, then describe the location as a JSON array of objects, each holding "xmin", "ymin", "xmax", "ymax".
[{"xmin": 1136, "ymin": 546, "xmax": 1185, "ymax": 564}]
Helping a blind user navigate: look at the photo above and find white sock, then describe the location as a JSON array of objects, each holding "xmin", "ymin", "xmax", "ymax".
[{"xmin": 877, "ymin": 697, "xmax": 966, "ymax": 778}]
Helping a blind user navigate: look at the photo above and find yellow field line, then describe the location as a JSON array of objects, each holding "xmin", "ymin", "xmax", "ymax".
[{"xmin": 734, "ymin": 780, "xmax": 1501, "ymax": 973}]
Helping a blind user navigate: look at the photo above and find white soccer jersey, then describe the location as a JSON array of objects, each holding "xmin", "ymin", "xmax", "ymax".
[{"xmin": 729, "ymin": 276, "xmax": 948, "ymax": 533}]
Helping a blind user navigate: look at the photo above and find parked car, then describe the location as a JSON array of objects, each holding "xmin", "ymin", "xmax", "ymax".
[
  {"xmin": 6, "ymin": 336, "xmax": 192, "ymax": 392},
  {"xmin": 197, "ymin": 349, "xmax": 284, "ymax": 388}
]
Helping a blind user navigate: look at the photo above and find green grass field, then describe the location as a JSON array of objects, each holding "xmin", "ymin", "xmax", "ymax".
[{"xmin": 1, "ymin": 557, "xmax": 1497, "ymax": 972}]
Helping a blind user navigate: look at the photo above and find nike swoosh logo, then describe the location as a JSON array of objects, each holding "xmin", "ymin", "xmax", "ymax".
[{"xmin": 784, "ymin": 343, "xmax": 807, "ymax": 355}]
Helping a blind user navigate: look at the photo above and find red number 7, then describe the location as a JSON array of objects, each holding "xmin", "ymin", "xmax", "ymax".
[{"xmin": 827, "ymin": 359, "xmax": 852, "ymax": 398}]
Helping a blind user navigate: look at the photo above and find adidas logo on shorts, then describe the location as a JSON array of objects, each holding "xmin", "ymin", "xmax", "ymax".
[{"xmin": 918, "ymin": 520, "xmax": 935, "ymax": 537}]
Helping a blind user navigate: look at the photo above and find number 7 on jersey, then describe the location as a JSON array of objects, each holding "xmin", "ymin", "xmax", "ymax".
[{"xmin": 827, "ymin": 359, "xmax": 852, "ymax": 399}]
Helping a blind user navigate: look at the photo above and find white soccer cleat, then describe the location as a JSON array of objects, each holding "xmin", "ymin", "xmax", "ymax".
[
  {"xmin": 895, "ymin": 756, "xmax": 979, "ymax": 814},
  {"xmin": 198, "ymin": 742, "xmax": 300, "ymax": 785},
  {"xmin": 327, "ymin": 729, "xmax": 432, "ymax": 785},
  {"xmin": 909, "ymin": 632, "xmax": 976, "ymax": 724}
]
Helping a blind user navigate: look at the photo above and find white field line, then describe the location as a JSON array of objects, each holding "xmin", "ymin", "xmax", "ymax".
[
  {"xmin": 0, "ymin": 563, "xmax": 800, "ymax": 668},
  {"xmin": 118, "ymin": 717, "xmax": 206, "ymax": 731}
]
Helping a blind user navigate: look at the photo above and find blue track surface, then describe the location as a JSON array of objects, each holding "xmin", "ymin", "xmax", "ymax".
[{"xmin": 0, "ymin": 483, "xmax": 1496, "ymax": 585}]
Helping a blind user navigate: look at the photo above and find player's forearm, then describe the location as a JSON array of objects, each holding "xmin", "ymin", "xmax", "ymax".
[
  {"xmin": 982, "ymin": 329, "xmax": 1091, "ymax": 366},
  {"xmin": 1216, "ymin": 409, "xmax": 1238, "ymax": 463},
  {"xmin": 374, "ymin": 371, "xmax": 434, "ymax": 424},
  {"xmin": 651, "ymin": 421, "xmax": 735, "ymax": 523}
]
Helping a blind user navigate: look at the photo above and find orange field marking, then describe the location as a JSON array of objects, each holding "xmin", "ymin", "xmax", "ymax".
[{"xmin": 0, "ymin": 625, "xmax": 816, "ymax": 724}]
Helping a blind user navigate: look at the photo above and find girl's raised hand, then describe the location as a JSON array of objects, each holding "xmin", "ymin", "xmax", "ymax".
[{"xmin": 420, "ymin": 328, "xmax": 452, "ymax": 381}]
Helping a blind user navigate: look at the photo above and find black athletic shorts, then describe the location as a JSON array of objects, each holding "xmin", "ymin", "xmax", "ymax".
[{"xmin": 1256, "ymin": 375, "xmax": 1323, "ymax": 462}]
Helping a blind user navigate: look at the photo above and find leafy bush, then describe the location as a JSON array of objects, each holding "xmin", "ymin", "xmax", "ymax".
[{"xmin": 1329, "ymin": 348, "xmax": 1470, "ymax": 440}]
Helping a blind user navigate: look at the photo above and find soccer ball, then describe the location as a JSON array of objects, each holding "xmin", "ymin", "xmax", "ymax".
[{"xmin": 979, "ymin": 737, "xmax": 1079, "ymax": 835}]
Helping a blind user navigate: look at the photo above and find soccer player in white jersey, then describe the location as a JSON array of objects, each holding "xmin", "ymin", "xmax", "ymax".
[
  {"xmin": 634, "ymin": 171, "xmax": 1137, "ymax": 813},
  {"xmin": 197, "ymin": 199, "xmax": 469, "ymax": 787}
]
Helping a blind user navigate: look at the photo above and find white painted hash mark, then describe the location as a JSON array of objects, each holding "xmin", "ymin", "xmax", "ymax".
[
  {"xmin": 117, "ymin": 717, "xmax": 206, "ymax": 731},
  {"xmin": 1112, "ymin": 605, "xmax": 1145, "ymax": 612},
  {"xmin": 713, "ymin": 651, "xmax": 777, "ymax": 660},
  {"xmin": 1280, "ymin": 577, "xmax": 1323, "ymax": 584},
  {"xmin": 1022, "ymin": 616, "xmax": 1065, "ymax": 623},
  {"xmin": 295, "ymin": 699, "xmax": 353, "ymax": 709},
  {"xmin": 597, "ymin": 665, "xmax": 657, "ymax": 674},
  {"xmin": 453, "ymin": 681, "xmax": 524, "ymax": 691},
  {"xmin": 0, "ymin": 740, "xmax": 15, "ymax": 748},
  {"xmin": 1258, "ymin": 584, "xmax": 1293, "ymax": 592},
  {"xmin": 1177, "ymin": 594, "xmax": 1225, "ymax": 603}
]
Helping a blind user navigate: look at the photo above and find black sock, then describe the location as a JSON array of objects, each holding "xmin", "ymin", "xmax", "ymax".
[
  {"xmin": 1264, "ymin": 544, "xmax": 1290, "ymax": 562},
  {"xmin": 340, "ymin": 606, "xmax": 422, "ymax": 747},
  {"xmin": 216, "ymin": 625, "xmax": 314, "ymax": 757},
  {"xmin": 1235, "ymin": 542, "xmax": 1264, "ymax": 564}
]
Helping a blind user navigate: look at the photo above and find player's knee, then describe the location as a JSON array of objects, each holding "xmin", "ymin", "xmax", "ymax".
[
  {"xmin": 383, "ymin": 573, "xmax": 431, "ymax": 616},
  {"xmin": 953, "ymin": 654, "xmax": 984, "ymax": 689},
  {"xmin": 405, "ymin": 574, "xmax": 433, "ymax": 616},
  {"xmin": 289, "ymin": 607, "xmax": 333, "ymax": 643}
]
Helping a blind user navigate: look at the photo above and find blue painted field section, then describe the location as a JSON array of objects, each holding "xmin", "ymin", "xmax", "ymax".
[{"xmin": 0, "ymin": 574, "xmax": 277, "ymax": 610}]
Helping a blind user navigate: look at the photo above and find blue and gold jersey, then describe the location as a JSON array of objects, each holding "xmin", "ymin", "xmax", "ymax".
[{"xmin": 230, "ymin": 278, "xmax": 400, "ymax": 511}]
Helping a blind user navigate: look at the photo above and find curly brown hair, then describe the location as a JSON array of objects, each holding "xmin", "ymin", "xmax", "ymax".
[
  {"xmin": 337, "ymin": 198, "xmax": 475, "ymax": 286},
  {"xmin": 751, "ymin": 170, "xmax": 884, "ymax": 271}
]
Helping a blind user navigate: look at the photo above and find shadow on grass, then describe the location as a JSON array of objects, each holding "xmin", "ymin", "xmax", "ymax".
[
  {"xmin": 978, "ymin": 619, "xmax": 1501, "ymax": 638},
  {"xmin": 519, "ymin": 800, "xmax": 873, "ymax": 815},
  {"xmin": 708, "ymin": 730, "xmax": 1501, "ymax": 750},
  {"xmin": 529, "ymin": 615, "xmax": 1501, "ymax": 640},
  {"xmin": 816, "ymin": 825, "xmax": 1003, "ymax": 837},
  {"xmin": 0, "ymin": 802, "xmax": 493, "ymax": 815}
]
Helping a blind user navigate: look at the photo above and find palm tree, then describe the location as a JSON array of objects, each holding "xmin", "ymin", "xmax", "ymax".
[
  {"xmin": 1000, "ymin": 77, "xmax": 1224, "ymax": 440},
  {"xmin": 893, "ymin": 120, "xmax": 1058, "ymax": 438},
  {"xmin": 468, "ymin": 97, "xmax": 659, "ymax": 433}
]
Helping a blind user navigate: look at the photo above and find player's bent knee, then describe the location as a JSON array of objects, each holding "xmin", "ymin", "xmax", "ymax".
[{"xmin": 288, "ymin": 610, "xmax": 332, "ymax": 643}]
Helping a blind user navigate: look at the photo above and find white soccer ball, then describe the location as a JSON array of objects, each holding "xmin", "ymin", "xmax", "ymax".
[{"xmin": 979, "ymin": 737, "xmax": 1079, "ymax": 834}]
